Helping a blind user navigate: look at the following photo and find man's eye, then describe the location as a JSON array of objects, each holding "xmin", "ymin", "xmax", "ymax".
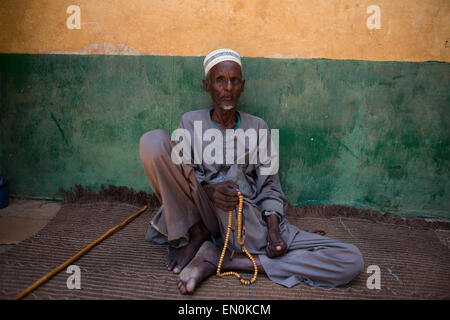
[{"xmin": 232, "ymin": 78, "xmax": 241, "ymax": 84}]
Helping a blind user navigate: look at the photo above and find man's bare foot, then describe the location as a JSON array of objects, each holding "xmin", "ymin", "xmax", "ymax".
[
  {"xmin": 177, "ymin": 241, "xmax": 220, "ymax": 294},
  {"xmin": 166, "ymin": 222, "xmax": 209, "ymax": 274}
]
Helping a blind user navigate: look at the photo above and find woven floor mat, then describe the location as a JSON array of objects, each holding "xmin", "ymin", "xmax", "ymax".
[{"xmin": 0, "ymin": 202, "xmax": 449, "ymax": 300}]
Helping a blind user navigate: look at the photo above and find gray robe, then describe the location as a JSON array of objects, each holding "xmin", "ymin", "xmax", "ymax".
[
  {"xmin": 175, "ymin": 108, "xmax": 299, "ymax": 254},
  {"xmin": 140, "ymin": 108, "xmax": 364, "ymax": 288}
]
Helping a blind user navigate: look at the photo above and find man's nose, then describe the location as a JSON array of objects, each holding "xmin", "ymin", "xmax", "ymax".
[{"xmin": 226, "ymin": 79, "xmax": 232, "ymax": 91}]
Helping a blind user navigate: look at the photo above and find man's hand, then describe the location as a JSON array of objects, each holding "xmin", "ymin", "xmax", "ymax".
[
  {"xmin": 265, "ymin": 214, "xmax": 287, "ymax": 258},
  {"xmin": 203, "ymin": 180, "xmax": 239, "ymax": 212}
]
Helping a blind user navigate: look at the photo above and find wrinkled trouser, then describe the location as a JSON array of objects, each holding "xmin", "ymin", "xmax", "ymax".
[{"xmin": 139, "ymin": 130, "xmax": 364, "ymax": 287}]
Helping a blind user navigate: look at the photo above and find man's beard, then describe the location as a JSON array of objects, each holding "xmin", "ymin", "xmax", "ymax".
[{"xmin": 220, "ymin": 105, "xmax": 234, "ymax": 110}]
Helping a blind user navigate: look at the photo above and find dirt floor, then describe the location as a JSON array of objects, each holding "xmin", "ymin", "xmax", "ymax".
[{"xmin": 0, "ymin": 198, "xmax": 61, "ymax": 253}]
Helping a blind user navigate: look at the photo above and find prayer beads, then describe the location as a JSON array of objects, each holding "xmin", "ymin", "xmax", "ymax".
[{"xmin": 216, "ymin": 192, "xmax": 258, "ymax": 285}]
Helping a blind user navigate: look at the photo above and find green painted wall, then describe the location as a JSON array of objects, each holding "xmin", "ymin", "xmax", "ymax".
[{"xmin": 0, "ymin": 54, "xmax": 449, "ymax": 219}]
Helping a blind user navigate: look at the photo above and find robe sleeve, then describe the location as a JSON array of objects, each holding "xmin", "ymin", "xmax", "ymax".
[
  {"xmin": 254, "ymin": 120, "xmax": 288, "ymax": 221},
  {"xmin": 177, "ymin": 113, "xmax": 206, "ymax": 184}
]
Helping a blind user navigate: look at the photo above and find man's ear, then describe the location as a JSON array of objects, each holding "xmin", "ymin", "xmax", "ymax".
[
  {"xmin": 241, "ymin": 79, "xmax": 245, "ymax": 92},
  {"xmin": 202, "ymin": 79, "xmax": 210, "ymax": 92}
]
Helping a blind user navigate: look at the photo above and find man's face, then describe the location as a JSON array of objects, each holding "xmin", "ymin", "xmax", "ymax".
[{"xmin": 203, "ymin": 61, "xmax": 245, "ymax": 110}]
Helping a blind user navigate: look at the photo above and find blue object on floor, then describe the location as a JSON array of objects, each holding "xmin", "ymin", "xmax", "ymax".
[{"xmin": 0, "ymin": 178, "xmax": 8, "ymax": 209}]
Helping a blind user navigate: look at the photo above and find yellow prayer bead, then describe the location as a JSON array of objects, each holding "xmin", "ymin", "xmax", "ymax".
[{"xmin": 216, "ymin": 192, "xmax": 258, "ymax": 285}]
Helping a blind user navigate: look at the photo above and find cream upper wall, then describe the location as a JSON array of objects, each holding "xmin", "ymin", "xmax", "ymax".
[{"xmin": 0, "ymin": 0, "xmax": 449, "ymax": 62}]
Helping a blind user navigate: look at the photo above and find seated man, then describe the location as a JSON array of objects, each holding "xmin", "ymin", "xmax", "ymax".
[{"xmin": 139, "ymin": 48, "xmax": 364, "ymax": 294}]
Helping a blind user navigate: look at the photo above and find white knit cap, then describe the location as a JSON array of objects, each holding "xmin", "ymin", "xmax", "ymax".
[{"xmin": 203, "ymin": 48, "xmax": 242, "ymax": 77}]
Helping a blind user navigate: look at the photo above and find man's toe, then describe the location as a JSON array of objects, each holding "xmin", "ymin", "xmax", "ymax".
[
  {"xmin": 167, "ymin": 258, "xmax": 177, "ymax": 271},
  {"xmin": 173, "ymin": 266, "xmax": 182, "ymax": 274},
  {"xmin": 177, "ymin": 281, "xmax": 185, "ymax": 294},
  {"xmin": 186, "ymin": 279, "xmax": 196, "ymax": 294}
]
